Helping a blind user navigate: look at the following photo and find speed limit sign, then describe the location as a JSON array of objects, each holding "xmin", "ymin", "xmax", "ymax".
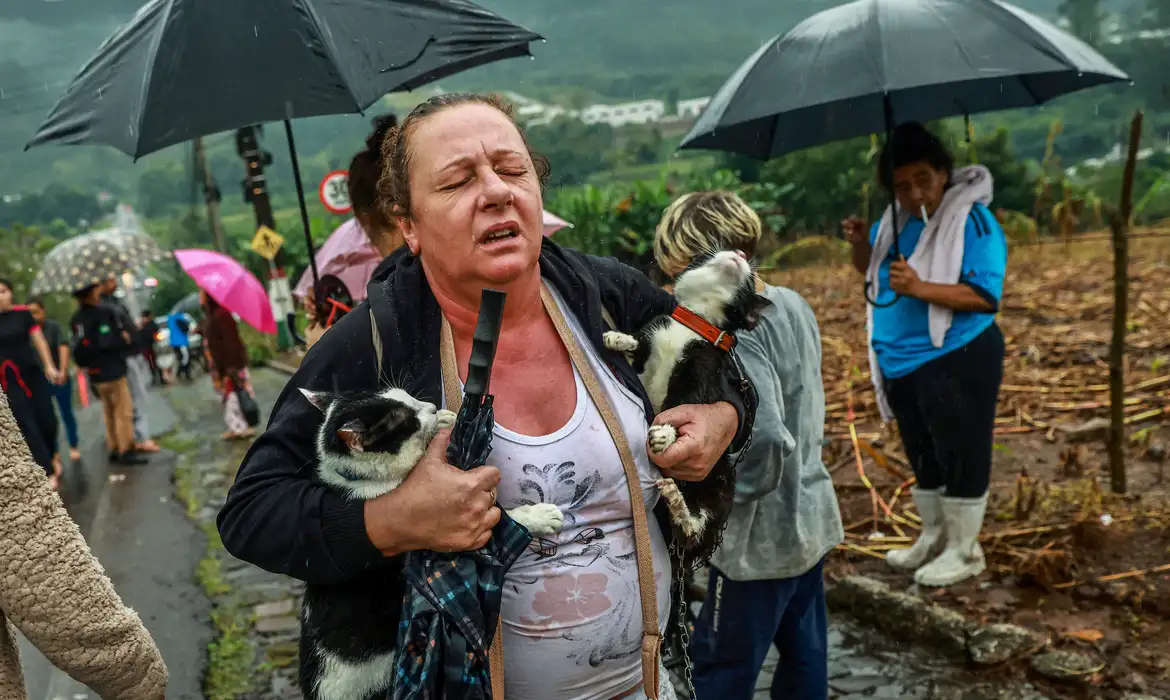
[{"xmin": 318, "ymin": 170, "xmax": 352, "ymax": 215}]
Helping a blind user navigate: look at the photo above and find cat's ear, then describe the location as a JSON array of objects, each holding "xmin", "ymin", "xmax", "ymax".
[
  {"xmin": 299, "ymin": 387, "xmax": 331, "ymax": 413},
  {"xmin": 743, "ymin": 294, "xmax": 770, "ymax": 331},
  {"xmin": 336, "ymin": 421, "xmax": 365, "ymax": 452}
]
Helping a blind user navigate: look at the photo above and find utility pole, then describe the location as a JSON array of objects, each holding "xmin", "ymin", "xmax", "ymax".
[
  {"xmin": 236, "ymin": 125, "xmax": 301, "ymax": 350},
  {"xmin": 193, "ymin": 137, "xmax": 226, "ymax": 253}
]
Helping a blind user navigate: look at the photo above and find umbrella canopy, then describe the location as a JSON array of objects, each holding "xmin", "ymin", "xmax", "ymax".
[
  {"xmin": 32, "ymin": 228, "xmax": 170, "ymax": 295},
  {"xmin": 26, "ymin": 0, "xmax": 543, "ymax": 158},
  {"xmin": 542, "ymin": 209, "xmax": 573, "ymax": 237},
  {"xmin": 680, "ymin": 0, "xmax": 1130, "ymax": 159},
  {"xmin": 292, "ymin": 218, "xmax": 381, "ymax": 302},
  {"xmin": 173, "ymin": 249, "xmax": 276, "ymax": 334},
  {"xmin": 169, "ymin": 292, "xmax": 202, "ymax": 316}
]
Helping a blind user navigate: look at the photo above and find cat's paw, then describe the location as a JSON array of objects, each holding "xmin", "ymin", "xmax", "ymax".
[
  {"xmin": 655, "ymin": 477, "xmax": 684, "ymax": 509},
  {"xmin": 603, "ymin": 331, "xmax": 639, "ymax": 353},
  {"xmin": 510, "ymin": 503, "xmax": 565, "ymax": 537},
  {"xmin": 647, "ymin": 424, "xmax": 678, "ymax": 454},
  {"xmin": 435, "ymin": 409, "xmax": 457, "ymax": 429}
]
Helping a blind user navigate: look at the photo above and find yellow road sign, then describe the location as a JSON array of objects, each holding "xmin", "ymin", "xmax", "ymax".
[{"xmin": 250, "ymin": 225, "xmax": 284, "ymax": 260}]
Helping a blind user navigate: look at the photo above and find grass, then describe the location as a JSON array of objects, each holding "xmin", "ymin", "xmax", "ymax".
[
  {"xmin": 160, "ymin": 432, "xmax": 200, "ymax": 454},
  {"xmin": 204, "ymin": 606, "xmax": 257, "ymax": 700}
]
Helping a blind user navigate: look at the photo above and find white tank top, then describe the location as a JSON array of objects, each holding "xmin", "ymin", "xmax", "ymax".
[{"xmin": 443, "ymin": 286, "xmax": 672, "ymax": 700}]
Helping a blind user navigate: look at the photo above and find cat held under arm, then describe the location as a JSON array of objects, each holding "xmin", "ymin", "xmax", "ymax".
[
  {"xmin": 296, "ymin": 387, "xmax": 564, "ymax": 700},
  {"xmin": 604, "ymin": 249, "xmax": 767, "ymax": 568}
]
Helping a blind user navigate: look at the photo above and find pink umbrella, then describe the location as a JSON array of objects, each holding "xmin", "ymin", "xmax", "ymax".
[
  {"xmin": 173, "ymin": 249, "xmax": 277, "ymax": 334},
  {"xmin": 292, "ymin": 218, "xmax": 380, "ymax": 301},
  {"xmin": 294, "ymin": 208, "xmax": 575, "ymax": 300},
  {"xmin": 542, "ymin": 209, "xmax": 572, "ymax": 236}
]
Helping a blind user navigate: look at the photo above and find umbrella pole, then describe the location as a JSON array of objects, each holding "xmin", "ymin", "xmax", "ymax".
[{"xmin": 283, "ymin": 119, "xmax": 322, "ymax": 293}]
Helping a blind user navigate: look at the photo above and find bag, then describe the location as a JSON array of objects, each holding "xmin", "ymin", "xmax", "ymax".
[{"xmin": 235, "ymin": 387, "xmax": 260, "ymax": 427}]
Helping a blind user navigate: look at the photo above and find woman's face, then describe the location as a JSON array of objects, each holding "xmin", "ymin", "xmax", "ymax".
[
  {"xmin": 891, "ymin": 161, "xmax": 948, "ymax": 219},
  {"xmin": 397, "ymin": 104, "xmax": 544, "ymax": 289},
  {"xmin": 0, "ymin": 283, "xmax": 12, "ymax": 311}
]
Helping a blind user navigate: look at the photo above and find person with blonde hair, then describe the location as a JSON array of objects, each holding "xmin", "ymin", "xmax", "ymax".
[{"xmin": 656, "ymin": 190, "xmax": 842, "ymax": 700}]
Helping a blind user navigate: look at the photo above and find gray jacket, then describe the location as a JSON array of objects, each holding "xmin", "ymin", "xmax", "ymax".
[{"xmin": 710, "ymin": 284, "xmax": 844, "ymax": 581}]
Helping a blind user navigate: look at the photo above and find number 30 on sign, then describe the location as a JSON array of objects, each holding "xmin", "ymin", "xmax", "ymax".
[{"xmin": 319, "ymin": 170, "xmax": 352, "ymax": 215}]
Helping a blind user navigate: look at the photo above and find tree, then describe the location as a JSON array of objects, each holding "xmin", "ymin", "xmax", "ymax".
[{"xmin": 1059, "ymin": 0, "xmax": 1106, "ymax": 44}]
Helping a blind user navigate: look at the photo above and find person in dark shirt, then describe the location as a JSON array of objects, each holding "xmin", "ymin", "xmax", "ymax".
[
  {"xmin": 70, "ymin": 284, "xmax": 147, "ymax": 466},
  {"xmin": 0, "ymin": 278, "xmax": 64, "ymax": 487},
  {"xmin": 27, "ymin": 297, "xmax": 81, "ymax": 462},
  {"xmin": 100, "ymin": 279, "xmax": 159, "ymax": 453}
]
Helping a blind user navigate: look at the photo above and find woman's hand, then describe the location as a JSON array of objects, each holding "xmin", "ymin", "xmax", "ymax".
[
  {"xmin": 889, "ymin": 258, "xmax": 923, "ymax": 296},
  {"xmin": 364, "ymin": 428, "xmax": 502, "ymax": 555},
  {"xmin": 648, "ymin": 402, "xmax": 738, "ymax": 481},
  {"xmin": 842, "ymin": 216, "xmax": 868, "ymax": 246}
]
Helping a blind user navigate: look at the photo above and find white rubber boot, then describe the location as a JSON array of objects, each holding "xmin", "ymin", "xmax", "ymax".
[
  {"xmin": 915, "ymin": 493, "xmax": 988, "ymax": 588},
  {"xmin": 885, "ymin": 487, "xmax": 946, "ymax": 570}
]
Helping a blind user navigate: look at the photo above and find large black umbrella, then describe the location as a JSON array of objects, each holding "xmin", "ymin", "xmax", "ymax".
[
  {"xmin": 25, "ymin": 0, "xmax": 542, "ymax": 292},
  {"xmin": 680, "ymin": 0, "xmax": 1128, "ymax": 304},
  {"xmin": 679, "ymin": 0, "xmax": 1129, "ymax": 160},
  {"xmin": 393, "ymin": 289, "xmax": 531, "ymax": 699}
]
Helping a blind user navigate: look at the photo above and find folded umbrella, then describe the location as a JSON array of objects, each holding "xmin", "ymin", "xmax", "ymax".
[
  {"xmin": 173, "ymin": 249, "xmax": 277, "ymax": 334},
  {"xmin": 394, "ymin": 289, "xmax": 531, "ymax": 700}
]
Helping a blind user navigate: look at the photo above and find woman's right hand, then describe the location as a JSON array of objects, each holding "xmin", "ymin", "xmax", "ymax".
[
  {"xmin": 842, "ymin": 216, "xmax": 868, "ymax": 246},
  {"xmin": 364, "ymin": 428, "xmax": 501, "ymax": 555}
]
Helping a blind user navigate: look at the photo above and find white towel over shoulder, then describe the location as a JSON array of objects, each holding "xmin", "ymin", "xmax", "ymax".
[{"xmin": 866, "ymin": 164, "xmax": 994, "ymax": 422}]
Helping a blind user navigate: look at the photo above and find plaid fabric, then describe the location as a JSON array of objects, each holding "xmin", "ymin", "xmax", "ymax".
[
  {"xmin": 392, "ymin": 513, "xmax": 530, "ymax": 700},
  {"xmin": 392, "ymin": 398, "xmax": 532, "ymax": 699}
]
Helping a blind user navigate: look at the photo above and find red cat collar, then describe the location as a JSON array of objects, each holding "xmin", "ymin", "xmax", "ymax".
[{"xmin": 671, "ymin": 305, "xmax": 736, "ymax": 352}]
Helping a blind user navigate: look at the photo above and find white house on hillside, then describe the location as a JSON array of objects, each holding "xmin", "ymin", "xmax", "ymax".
[
  {"xmin": 676, "ymin": 97, "xmax": 711, "ymax": 119},
  {"xmin": 581, "ymin": 100, "xmax": 666, "ymax": 127}
]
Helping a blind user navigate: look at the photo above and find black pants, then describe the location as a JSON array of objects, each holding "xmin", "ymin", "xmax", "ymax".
[
  {"xmin": 884, "ymin": 322, "xmax": 1004, "ymax": 498},
  {"xmin": 2, "ymin": 366, "xmax": 59, "ymax": 475}
]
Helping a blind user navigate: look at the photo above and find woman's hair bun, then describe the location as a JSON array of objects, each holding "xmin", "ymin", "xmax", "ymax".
[{"xmin": 366, "ymin": 113, "xmax": 399, "ymax": 155}]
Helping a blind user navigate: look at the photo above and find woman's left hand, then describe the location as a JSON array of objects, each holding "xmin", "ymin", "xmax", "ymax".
[
  {"xmin": 889, "ymin": 258, "xmax": 922, "ymax": 296},
  {"xmin": 648, "ymin": 402, "xmax": 738, "ymax": 481}
]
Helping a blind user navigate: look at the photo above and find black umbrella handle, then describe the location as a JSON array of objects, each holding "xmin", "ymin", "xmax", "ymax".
[{"xmin": 464, "ymin": 289, "xmax": 507, "ymax": 402}]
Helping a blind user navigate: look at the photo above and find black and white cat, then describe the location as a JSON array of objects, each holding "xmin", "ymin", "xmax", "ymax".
[
  {"xmin": 604, "ymin": 249, "xmax": 767, "ymax": 567},
  {"xmin": 296, "ymin": 387, "xmax": 564, "ymax": 700}
]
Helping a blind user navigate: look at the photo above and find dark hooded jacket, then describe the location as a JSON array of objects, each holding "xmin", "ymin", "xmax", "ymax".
[{"xmin": 217, "ymin": 238, "xmax": 756, "ymax": 585}]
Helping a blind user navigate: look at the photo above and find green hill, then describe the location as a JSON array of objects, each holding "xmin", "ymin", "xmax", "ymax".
[{"xmin": 0, "ymin": 0, "xmax": 1151, "ymax": 218}]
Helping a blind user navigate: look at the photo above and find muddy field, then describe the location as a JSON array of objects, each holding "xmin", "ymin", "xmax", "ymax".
[{"xmin": 765, "ymin": 234, "xmax": 1170, "ymax": 697}]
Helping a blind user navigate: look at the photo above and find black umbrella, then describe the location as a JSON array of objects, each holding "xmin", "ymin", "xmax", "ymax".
[
  {"xmin": 679, "ymin": 0, "xmax": 1128, "ymax": 304},
  {"xmin": 393, "ymin": 289, "xmax": 532, "ymax": 699},
  {"xmin": 25, "ymin": 0, "xmax": 542, "ymax": 293}
]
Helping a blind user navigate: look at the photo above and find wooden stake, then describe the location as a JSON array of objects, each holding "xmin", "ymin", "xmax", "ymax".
[{"xmin": 1108, "ymin": 110, "xmax": 1143, "ymax": 495}]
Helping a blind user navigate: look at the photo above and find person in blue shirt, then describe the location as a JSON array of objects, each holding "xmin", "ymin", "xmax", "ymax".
[
  {"xmin": 843, "ymin": 122, "xmax": 1007, "ymax": 588},
  {"xmin": 166, "ymin": 312, "xmax": 192, "ymax": 381}
]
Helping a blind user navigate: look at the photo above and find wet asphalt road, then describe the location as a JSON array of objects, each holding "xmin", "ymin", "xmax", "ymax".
[{"xmin": 17, "ymin": 378, "xmax": 212, "ymax": 700}]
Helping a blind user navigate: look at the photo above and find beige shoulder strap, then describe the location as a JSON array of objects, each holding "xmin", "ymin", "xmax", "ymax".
[
  {"xmin": 404, "ymin": 292, "xmax": 660, "ymax": 700},
  {"xmin": 539, "ymin": 285, "xmax": 661, "ymax": 698}
]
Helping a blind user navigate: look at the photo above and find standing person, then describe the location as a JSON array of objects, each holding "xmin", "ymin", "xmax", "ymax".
[
  {"xmin": 304, "ymin": 113, "xmax": 403, "ymax": 348},
  {"xmin": 201, "ymin": 291, "xmax": 254, "ymax": 440},
  {"xmin": 654, "ymin": 191, "xmax": 843, "ymax": 699},
  {"xmin": 167, "ymin": 312, "xmax": 192, "ymax": 381},
  {"xmin": 70, "ymin": 284, "xmax": 148, "ymax": 466},
  {"xmin": 0, "ymin": 279, "xmax": 64, "ymax": 487},
  {"xmin": 27, "ymin": 297, "xmax": 81, "ymax": 463},
  {"xmin": 100, "ymin": 279, "xmax": 159, "ymax": 453},
  {"xmin": 842, "ymin": 121, "xmax": 1007, "ymax": 588},
  {"xmin": 218, "ymin": 94, "xmax": 755, "ymax": 699},
  {"xmin": 139, "ymin": 310, "xmax": 162, "ymax": 385}
]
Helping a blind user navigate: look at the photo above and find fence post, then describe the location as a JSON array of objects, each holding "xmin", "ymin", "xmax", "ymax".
[{"xmin": 1108, "ymin": 110, "xmax": 1144, "ymax": 495}]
